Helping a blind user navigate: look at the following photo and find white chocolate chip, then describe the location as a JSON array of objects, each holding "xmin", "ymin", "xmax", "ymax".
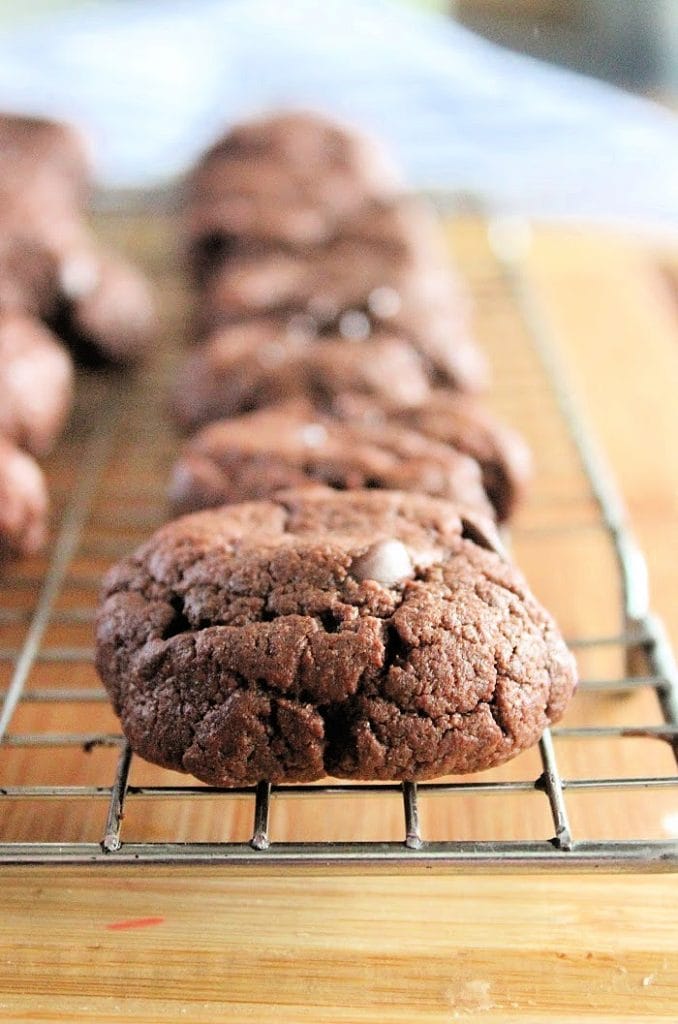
[
  {"xmin": 351, "ymin": 539, "xmax": 414, "ymax": 587},
  {"xmin": 368, "ymin": 286, "xmax": 401, "ymax": 318},
  {"xmin": 59, "ymin": 254, "xmax": 100, "ymax": 299},
  {"xmin": 338, "ymin": 309, "xmax": 371, "ymax": 341},
  {"xmin": 298, "ymin": 423, "xmax": 328, "ymax": 448}
]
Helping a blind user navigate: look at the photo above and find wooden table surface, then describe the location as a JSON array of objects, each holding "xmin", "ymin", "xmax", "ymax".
[{"xmin": 1, "ymin": 222, "xmax": 677, "ymax": 1022}]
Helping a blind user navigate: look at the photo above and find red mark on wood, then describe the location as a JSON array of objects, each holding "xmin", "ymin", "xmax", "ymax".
[{"xmin": 105, "ymin": 916, "xmax": 165, "ymax": 931}]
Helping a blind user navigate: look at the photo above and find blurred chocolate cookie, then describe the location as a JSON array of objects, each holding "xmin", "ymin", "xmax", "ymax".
[
  {"xmin": 206, "ymin": 110, "xmax": 401, "ymax": 181},
  {"xmin": 172, "ymin": 317, "xmax": 430, "ymax": 431},
  {"xmin": 199, "ymin": 241, "xmax": 486, "ymax": 392},
  {"xmin": 0, "ymin": 235, "xmax": 62, "ymax": 320},
  {"xmin": 185, "ymin": 111, "xmax": 403, "ymax": 275},
  {"xmin": 0, "ymin": 310, "xmax": 73, "ymax": 456},
  {"xmin": 187, "ymin": 191, "xmax": 439, "ymax": 281},
  {"xmin": 0, "ymin": 436, "xmax": 49, "ymax": 557},
  {"xmin": 339, "ymin": 390, "xmax": 532, "ymax": 523},
  {"xmin": 51, "ymin": 251, "xmax": 157, "ymax": 367},
  {"xmin": 0, "ymin": 114, "xmax": 156, "ymax": 366},
  {"xmin": 0, "ymin": 113, "xmax": 91, "ymax": 208},
  {"xmin": 168, "ymin": 399, "xmax": 493, "ymax": 519}
]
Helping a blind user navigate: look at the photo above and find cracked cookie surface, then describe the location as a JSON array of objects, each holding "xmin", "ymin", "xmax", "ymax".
[{"xmin": 96, "ymin": 488, "xmax": 576, "ymax": 785}]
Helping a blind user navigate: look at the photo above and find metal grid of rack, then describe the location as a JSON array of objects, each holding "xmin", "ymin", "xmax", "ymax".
[{"xmin": 0, "ymin": 205, "xmax": 676, "ymax": 868}]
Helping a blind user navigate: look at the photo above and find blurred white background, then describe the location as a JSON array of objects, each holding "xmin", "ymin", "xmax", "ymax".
[{"xmin": 0, "ymin": 0, "xmax": 675, "ymax": 230}]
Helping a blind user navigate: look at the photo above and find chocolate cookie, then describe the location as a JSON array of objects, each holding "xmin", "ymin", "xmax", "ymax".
[
  {"xmin": 199, "ymin": 236, "xmax": 443, "ymax": 321},
  {"xmin": 198, "ymin": 240, "xmax": 487, "ymax": 393},
  {"xmin": 0, "ymin": 238, "xmax": 157, "ymax": 367},
  {"xmin": 0, "ymin": 310, "xmax": 73, "ymax": 456},
  {"xmin": 401, "ymin": 392, "xmax": 532, "ymax": 523},
  {"xmin": 211, "ymin": 110, "xmax": 399, "ymax": 175},
  {"xmin": 338, "ymin": 390, "xmax": 532, "ymax": 523},
  {"xmin": 185, "ymin": 112, "xmax": 403, "ymax": 275},
  {"xmin": 0, "ymin": 117, "xmax": 155, "ymax": 366},
  {"xmin": 187, "ymin": 187, "xmax": 340, "ymax": 275},
  {"xmin": 0, "ymin": 436, "xmax": 48, "ymax": 557},
  {"xmin": 189, "ymin": 111, "xmax": 400, "ymax": 206},
  {"xmin": 186, "ymin": 157, "xmax": 401, "ymax": 263},
  {"xmin": 52, "ymin": 251, "xmax": 157, "ymax": 366},
  {"xmin": 0, "ymin": 113, "xmax": 91, "ymax": 208},
  {"xmin": 96, "ymin": 488, "xmax": 576, "ymax": 786},
  {"xmin": 172, "ymin": 318, "xmax": 430, "ymax": 431},
  {"xmin": 0, "ymin": 235, "xmax": 62, "ymax": 320},
  {"xmin": 187, "ymin": 193, "xmax": 443, "ymax": 282},
  {"xmin": 168, "ymin": 399, "xmax": 493, "ymax": 519},
  {"xmin": 0, "ymin": 117, "xmax": 92, "ymax": 291}
]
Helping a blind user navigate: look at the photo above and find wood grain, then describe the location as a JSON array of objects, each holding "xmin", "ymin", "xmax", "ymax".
[{"xmin": 0, "ymin": 870, "xmax": 675, "ymax": 1022}]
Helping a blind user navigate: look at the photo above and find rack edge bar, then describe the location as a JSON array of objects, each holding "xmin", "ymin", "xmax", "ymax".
[{"xmin": 0, "ymin": 840, "xmax": 675, "ymax": 871}]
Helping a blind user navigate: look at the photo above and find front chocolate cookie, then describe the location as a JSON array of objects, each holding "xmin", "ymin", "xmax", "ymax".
[{"xmin": 95, "ymin": 489, "xmax": 576, "ymax": 786}]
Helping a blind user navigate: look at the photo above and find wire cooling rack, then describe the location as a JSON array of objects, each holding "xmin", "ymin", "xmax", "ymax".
[{"xmin": 0, "ymin": 202, "xmax": 676, "ymax": 869}]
